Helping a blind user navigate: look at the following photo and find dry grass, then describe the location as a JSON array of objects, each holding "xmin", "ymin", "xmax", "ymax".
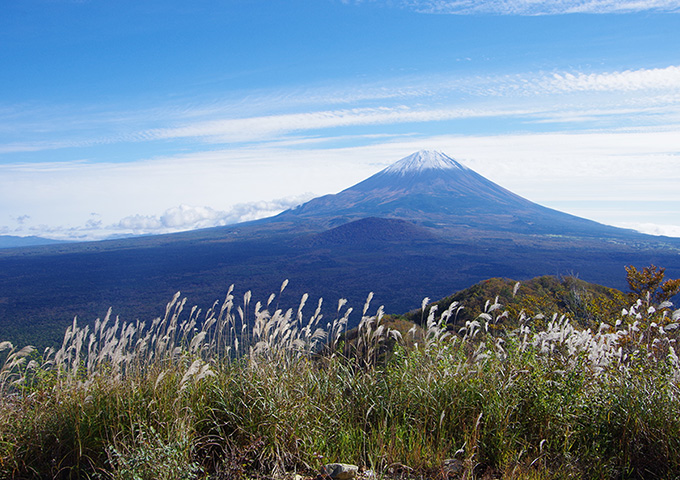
[{"xmin": 1, "ymin": 280, "xmax": 680, "ymax": 479}]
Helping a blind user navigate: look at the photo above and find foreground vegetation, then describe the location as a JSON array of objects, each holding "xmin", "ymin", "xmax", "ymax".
[{"xmin": 1, "ymin": 270, "xmax": 680, "ymax": 479}]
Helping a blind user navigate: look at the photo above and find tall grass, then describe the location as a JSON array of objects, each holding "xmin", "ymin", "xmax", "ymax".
[{"xmin": 1, "ymin": 281, "xmax": 680, "ymax": 479}]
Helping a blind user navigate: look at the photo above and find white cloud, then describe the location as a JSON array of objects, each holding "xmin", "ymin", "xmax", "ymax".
[
  {"xmin": 3, "ymin": 195, "xmax": 315, "ymax": 242},
  {"xmin": 622, "ymin": 223, "xmax": 680, "ymax": 237},
  {"xmin": 113, "ymin": 195, "xmax": 315, "ymax": 236},
  {"xmin": 124, "ymin": 66, "xmax": 680, "ymax": 144},
  {"xmin": 2, "ymin": 65, "xmax": 678, "ymax": 154},
  {"xmin": 402, "ymin": 0, "xmax": 680, "ymax": 15},
  {"xmin": 141, "ymin": 105, "xmax": 539, "ymax": 143},
  {"xmin": 117, "ymin": 214, "xmax": 163, "ymax": 231},
  {"xmin": 160, "ymin": 205, "xmax": 220, "ymax": 229},
  {"xmin": 542, "ymin": 66, "xmax": 680, "ymax": 93}
]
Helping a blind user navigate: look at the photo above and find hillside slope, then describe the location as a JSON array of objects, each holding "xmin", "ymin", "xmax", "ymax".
[{"xmin": 403, "ymin": 275, "xmax": 629, "ymax": 328}]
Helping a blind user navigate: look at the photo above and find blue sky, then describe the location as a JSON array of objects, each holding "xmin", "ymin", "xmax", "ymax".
[{"xmin": 1, "ymin": 0, "xmax": 680, "ymax": 240}]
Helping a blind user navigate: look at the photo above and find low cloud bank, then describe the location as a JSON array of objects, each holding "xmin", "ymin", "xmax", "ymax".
[
  {"xmin": 117, "ymin": 195, "xmax": 313, "ymax": 235},
  {"xmin": 116, "ymin": 195, "xmax": 313, "ymax": 235},
  {"xmin": 12, "ymin": 194, "xmax": 314, "ymax": 242},
  {"xmin": 624, "ymin": 223, "xmax": 680, "ymax": 238}
]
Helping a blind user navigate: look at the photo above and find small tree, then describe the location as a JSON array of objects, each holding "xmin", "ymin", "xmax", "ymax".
[{"xmin": 625, "ymin": 264, "xmax": 680, "ymax": 306}]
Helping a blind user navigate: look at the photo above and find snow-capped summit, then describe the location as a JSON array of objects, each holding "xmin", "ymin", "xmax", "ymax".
[
  {"xmin": 272, "ymin": 149, "xmax": 627, "ymax": 240},
  {"xmin": 382, "ymin": 150, "xmax": 467, "ymax": 175},
  {"xmin": 276, "ymin": 149, "xmax": 537, "ymax": 224}
]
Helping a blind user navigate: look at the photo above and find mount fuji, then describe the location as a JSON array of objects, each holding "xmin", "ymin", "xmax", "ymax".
[
  {"xmin": 1, "ymin": 150, "xmax": 679, "ymax": 348},
  {"xmin": 271, "ymin": 150, "xmax": 635, "ymax": 239}
]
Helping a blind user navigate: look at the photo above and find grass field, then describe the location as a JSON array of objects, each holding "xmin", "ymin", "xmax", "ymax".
[{"xmin": 2, "ymin": 280, "xmax": 680, "ymax": 479}]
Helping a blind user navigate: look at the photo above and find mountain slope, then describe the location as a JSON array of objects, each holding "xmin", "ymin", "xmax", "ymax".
[
  {"xmin": 299, "ymin": 217, "xmax": 435, "ymax": 247},
  {"xmin": 274, "ymin": 150, "xmax": 634, "ymax": 239}
]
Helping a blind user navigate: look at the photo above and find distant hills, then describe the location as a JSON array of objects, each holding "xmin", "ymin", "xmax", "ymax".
[
  {"xmin": 0, "ymin": 235, "xmax": 66, "ymax": 249},
  {"xmin": 1, "ymin": 150, "xmax": 679, "ymax": 348}
]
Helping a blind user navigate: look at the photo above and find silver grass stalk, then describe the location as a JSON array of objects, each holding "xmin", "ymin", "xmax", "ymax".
[{"xmin": 363, "ymin": 292, "xmax": 374, "ymax": 317}]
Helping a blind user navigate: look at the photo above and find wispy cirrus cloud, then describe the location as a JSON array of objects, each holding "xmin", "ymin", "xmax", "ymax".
[
  {"xmin": 2, "ymin": 65, "xmax": 678, "ymax": 153},
  {"xmin": 539, "ymin": 66, "xmax": 680, "ymax": 93},
  {"xmin": 133, "ymin": 66, "xmax": 680, "ymax": 143},
  {"xmin": 456, "ymin": 65, "xmax": 680, "ymax": 97},
  {"xmin": 140, "ymin": 105, "xmax": 539, "ymax": 143},
  {"xmin": 399, "ymin": 0, "xmax": 680, "ymax": 15}
]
